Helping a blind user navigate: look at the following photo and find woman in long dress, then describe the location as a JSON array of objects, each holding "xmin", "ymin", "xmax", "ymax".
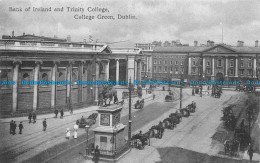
[
  {"xmin": 74, "ymin": 123, "xmax": 79, "ymax": 139},
  {"xmin": 66, "ymin": 128, "xmax": 70, "ymax": 139}
]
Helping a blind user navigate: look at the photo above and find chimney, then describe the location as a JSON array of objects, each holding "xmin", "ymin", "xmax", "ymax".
[
  {"xmin": 23, "ymin": 32, "xmax": 25, "ymax": 36},
  {"xmin": 210, "ymin": 41, "xmax": 215, "ymax": 46},
  {"xmin": 83, "ymin": 39, "xmax": 86, "ymax": 43},
  {"xmin": 194, "ymin": 41, "xmax": 198, "ymax": 47},
  {"xmin": 207, "ymin": 40, "xmax": 211, "ymax": 47},
  {"xmin": 12, "ymin": 31, "xmax": 14, "ymax": 37},
  {"xmin": 255, "ymin": 40, "xmax": 258, "ymax": 47},
  {"xmin": 237, "ymin": 40, "xmax": 243, "ymax": 47},
  {"xmin": 67, "ymin": 35, "xmax": 71, "ymax": 42}
]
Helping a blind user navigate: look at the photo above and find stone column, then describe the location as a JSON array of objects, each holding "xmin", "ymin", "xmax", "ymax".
[
  {"xmin": 235, "ymin": 57, "xmax": 238, "ymax": 77},
  {"xmin": 202, "ymin": 57, "xmax": 206, "ymax": 74},
  {"xmin": 253, "ymin": 58, "xmax": 257, "ymax": 78},
  {"xmin": 188, "ymin": 56, "xmax": 191, "ymax": 75},
  {"xmin": 103, "ymin": 60, "xmax": 109, "ymax": 81},
  {"xmin": 126, "ymin": 59, "xmax": 128, "ymax": 82},
  {"xmin": 66, "ymin": 61, "xmax": 72, "ymax": 104},
  {"xmin": 12, "ymin": 61, "xmax": 21, "ymax": 112},
  {"xmin": 95, "ymin": 60, "xmax": 100, "ymax": 103},
  {"xmin": 211, "ymin": 57, "xmax": 215, "ymax": 76},
  {"xmin": 78, "ymin": 61, "xmax": 83, "ymax": 102},
  {"xmin": 127, "ymin": 56, "xmax": 135, "ymax": 84},
  {"xmin": 137, "ymin": 60, "xmax": 141, "ymax": 81},
  {"xmin": 134, "ymin": 60, "xmax": 138, "ymax": 81},
  {"xmin": 116, "ymin": 59, "xmax": 119, "ymax": 81},
  {"xmin": 33, "ymin": 61, "xmax": 41, "ymax": 111},
  {"xmin": 51, "ymin": 61, "xmax": 58, "ymax": 108},
  {"xmin": 225, "ymin": 57, "xmax": 228, "ymax": 77}
]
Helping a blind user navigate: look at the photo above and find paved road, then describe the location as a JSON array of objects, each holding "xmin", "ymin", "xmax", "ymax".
[{"xmin": 0, "ymin": 87, "xmax": 171, "ymax": 163}]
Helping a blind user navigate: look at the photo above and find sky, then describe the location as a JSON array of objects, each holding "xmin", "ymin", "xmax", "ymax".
[{"xmin": 0, "ymin": 0, "xmax": 260, "ymax": 47}]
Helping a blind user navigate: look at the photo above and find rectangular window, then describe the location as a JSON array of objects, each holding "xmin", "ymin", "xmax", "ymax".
[
  {"xmin": 192, "ymin": 67, "xmax": 196, "ymax": 73},
  {"xmin": 207, "ymin": 69, "xmax": 210, "ymax": 74},
  {"xmin": 193, "ymin": 61, "xmax": 196, "ymax": 66},
  {"xmin": 171, "ymin": 61, "xmax": 173, "ymax": 65},
  {"xmin": 170, "ymin": 67, "xmax": 173, "ymax": 72},
  {"xmin": 100, "ymin": 136, "xmax": 107, "ymax": 143},
  {"xmin": 248, "ymin": 70, "xmax": 252, "ymax": 75},
  {"xmin": 207, "ymin": 61, "xmax": 210, "ymax": 66},
  {"xmin": 240, "ymin": 62, "xmax": 244, "ymax": 67},
  {"xmin": 181, "ymin": 61, "xmax": 184, "ymax": 65},
  {"xmin": 248, "ymin": 62, "xmax": 252, "ymax": 67},
  {"xmin": 175, "ymin": 61, "xmax": 178, "ymax": 65},
  {"xmin": 153, "ymin": 66, "xmax": 156, "ymax": 72},
  {"xmin": 181, "ymin": 67, "xmax": 184, "ymax": 73},
  {"xmin": 164, "ymin": 66, "xmax": 167, "ymax": 72},
  {"xmin": 154, "ymin": 60, "xmax": 157, "ymax": 64},
  {"xmin": 240, "ymin": 69, "xmax": 244, "ymax": 75},
  {"xmin": 159, "ymin": 61, "xmax": 162, "ymax": 64},
  {"xmin": 175, "ymin": 67, "xmax": 178, "ymax": 74},
  {"xmin": 230, "ymin": 61, "xmax": 234, "ymax": 67},
  {"xmin": 218, "ymin": 59, "xmax": 222, "ymax": 67},
  {"xmin": 230, "ymin": 69, "xmax": 233, "ymax": 75},
  {"xmin": 159, "ymin": 66, "xmax": 161, "ymax": 72}
]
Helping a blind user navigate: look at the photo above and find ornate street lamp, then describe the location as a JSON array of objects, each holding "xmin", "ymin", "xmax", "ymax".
[{"xmin": 85, "ymin": 125, "xmax": 90, "ymax": 159}]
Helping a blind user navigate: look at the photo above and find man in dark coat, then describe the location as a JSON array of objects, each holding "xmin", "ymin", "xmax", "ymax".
[
  {"xmin": 54, "ymin": 109, "xmax": 58, "ymax": 118},
  {"xmin": 10, "ymin": 120, "xmax": 13, "ymax": 134},
  {"xmin": 248, "ymin": 145, "xmax": 254, "ymax": 162},
  {"xmin": 60, "ymin": 109, "xmax": 64, "ymax": 119},
  {"xmin": 32, "ymin": 112, "xmax": 37, "ymax": 123},
  {"xmin": 12, "ymin": 121, "xmax": 17, "ymax": 135},
  {"xmin": 43, "ymin": 119, "xmax": 47, "ymax": 131},
  {"xmin": 92, "ymin": 145, "xmax": 100, "ymax": 163},
  {"xmin": 28, "ymin": 112, "xmax": 32, "ymax": 123},
  {"xmin": 19, "ymin": 122, "xmax": 24, "ymax": 134}
]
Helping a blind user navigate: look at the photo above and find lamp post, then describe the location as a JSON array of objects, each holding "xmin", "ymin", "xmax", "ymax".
[
  {"xmin": 85, "ymin": 125, "xmax": 90, "ymax": 159},
  {"xmin": 90, "ymin": 86, "xmax": 93, "ymax": 104},
  {"xmin": 180, "ymin": 72, "xmax": 183, "ymax": 110},
  {"xmin": 128, "ymin": 77, "xmax": 132, "ymax": 146}
]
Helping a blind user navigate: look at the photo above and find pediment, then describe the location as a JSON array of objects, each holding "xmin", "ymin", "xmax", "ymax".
[
  {"xmin": 203, "ymin": 44, "xmax": 237, "ymax": 53},
  {"xmin": 100, "ymin": 45, "xmax": 112, "ymax": 54}
]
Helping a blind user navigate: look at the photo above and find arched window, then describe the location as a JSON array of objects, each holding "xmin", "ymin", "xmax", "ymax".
[{"xmin": 42, "ymin": 73, "xmax": 48, "ymax": 82}]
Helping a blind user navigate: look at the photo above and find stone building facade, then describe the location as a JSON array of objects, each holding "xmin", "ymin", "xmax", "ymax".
[{"xmin": 0, "ymin": 34, "xmax": 142, "ymax": 116}]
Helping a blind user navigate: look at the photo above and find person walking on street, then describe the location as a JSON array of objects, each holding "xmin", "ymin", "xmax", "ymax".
[
  {"xmin": 28, "ymin": 112, "xmax": 32, "ymax": 123},
  {"xmin": 19, "ymin": 122, "xmax": 24, "ymax": 134},
  {"xmin": 92, "ymin": 145, "xmax": 100, "ymax": 163},
  {"xmin": 65, "ymin": 128, "xmax": 70, "ymax": 139},
  {"xmin": 12, "ymin": 121, "xmax": 17, "ymax": 135},
  {"xmin": 10, "ymin": 120, "xmax": 13, "ymax": 135},
  {"xmin": 153, "ymin": 93, "xmax": 155, "ymax": 100},
  {"xmin": 32, "ymin": 112, "xmax": 37, "ymax": 123},
  {"xmin": 248, "ymin": 145, "xmax": 254, "ymax": 162},
  {"xmin": 54, "ymin": 109, "xmax": 58, "ymax": 118},
  {"xmin": 43, "ymin": 119, "xmax": 47, "ymax": 132},
  {"xmin": 73, "ymin": 122, "xmax": 79, "ymax": 139},
  {"xmin": 60, "ymin": 109, "xmax": 64, "ymax": 119}
]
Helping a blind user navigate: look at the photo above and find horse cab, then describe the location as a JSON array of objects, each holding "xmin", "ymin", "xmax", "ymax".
[
  {"xmin": 165, "ymin": 95, "xmax": 174, "ymax": 102},
  {"xmin": 135, "ymin": 99, "xmax": 144, "ymax": 109}
]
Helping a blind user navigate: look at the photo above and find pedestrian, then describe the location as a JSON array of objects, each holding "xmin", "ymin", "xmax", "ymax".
[
  {"xmin": 60, "ymin": 109, "xmax": 64, "ymax": 119},
  {"xmin": 32, "ymin": 112, "xmax": 37, "ymax": 123},
  {"xmin": 43, "ymin": 119, "xmax": 47, "ymax": 131},
  {"xmin": 114, "ymin": 95, "xmax": 118, "ymax": 104},
  {"xmin": 73, "ymin": 123, "xmax": 79, "ymax": 139},
  {"xmin": 19, "ymin": 122, "xmax": 23, "ymax": 134},
  {"xmin": 65, "ymin": 128, "xmax": 70, "ymax": 139},
  {"xmin": 28, "ymin": 112, "xmax": 32, "ymax": 123},
  {"xmin": 248, "ymin": 145, "xmax": 254, "ymax": 162},
  {"xmin": 92, "ymin": 145, "xmax": 100, "ymax": 163},
  {"xmin": 10, "ymin": 120, "xmax": 13, "ymax": 134},
  {"xmin": 12, "ymin": 121, "xmax": 17, "ymax": 135},
  {"xmin": 146, "ymin": 88, "xmax": 147, "ymax": 94},
  {"xmin": 54, "ymin": 109, "xmax": 58, "ymax": 118},
  {"xmin": 153, "ymin": 93, "xmax": 155, "ymax": 100}
]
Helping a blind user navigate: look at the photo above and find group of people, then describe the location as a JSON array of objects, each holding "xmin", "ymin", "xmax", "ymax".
[
  {"xmin": 28, "ymin": 112, "xmax": 37, "ymax": 123},
  {"xmin": 9, "ymin": 120, "xmax": 23, "ymax": 135},
  {"xmin": 65, "ymin": 122, "xmax": 79, "ymax": 139},
  {"xmin": 54, "ymin": 109, "xmax": 64, "ymax": 119}
]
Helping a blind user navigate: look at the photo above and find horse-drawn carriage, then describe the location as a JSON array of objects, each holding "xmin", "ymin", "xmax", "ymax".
[
  {"xmin": 187, "ymin": 102, "xmax": 196, "ymax": 113},
  {"xmin": 224, "ymin": 138, "xmax": 240, "ymax": 156},
  {"xmin": 222, "ymin": 106, "xmax": 236, "ymax": 130},
  {"xmin": 131, "ymin": 131, "xmax": 150, "ymax": 150},
  {"xmin": 77, "ymin": 113, "xmax": 98, "ymax": 128},
  {"xmin": 135, "ymin": 99, "xmax": 144, "ymax": 109},
  {"xmin": 165, "ymin": 90, "xmax": 174, "ymax": 102},
  {"xmin": 150, "ymin": 123, "xmax": 164, "ymax": 139},
  {"xmin": 180, "ymin": 107, "xmax": 190, "ymax": 117}
]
